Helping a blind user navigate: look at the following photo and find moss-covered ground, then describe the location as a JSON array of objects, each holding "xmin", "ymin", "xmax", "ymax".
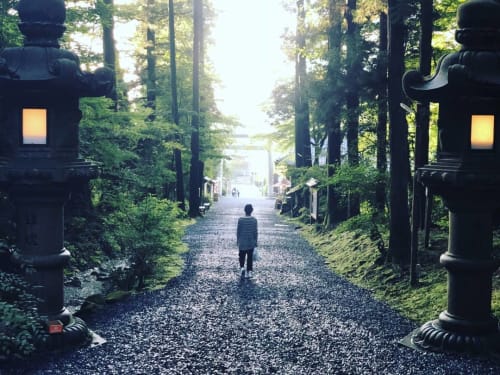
[{"xmin": 298, "ymin": 221, "xmax": 500, "ymax": 324}]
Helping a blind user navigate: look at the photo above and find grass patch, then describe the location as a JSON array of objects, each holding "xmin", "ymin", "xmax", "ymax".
[
  {"xmin": 145, "ymin": 245, "xmax": 188, "ymax": 291},
  {"xmin": 298, "ymin": 221, "xmax": 499, "ymax": 324}
]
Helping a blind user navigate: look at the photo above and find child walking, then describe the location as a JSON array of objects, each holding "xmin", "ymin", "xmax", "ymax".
[{"xmin": 236, "ymin": 204, "xmax": 258, "ymax": 278}]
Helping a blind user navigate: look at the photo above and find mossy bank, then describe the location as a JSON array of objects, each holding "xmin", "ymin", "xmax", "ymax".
[{"xmin": 297, "ymin": 219, "xmax": 500, "ymax": 324}]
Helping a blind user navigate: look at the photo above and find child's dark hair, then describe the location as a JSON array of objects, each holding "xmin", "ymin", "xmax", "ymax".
[{"xmin": 244, "ymin": 204, "xmax": 253, "ymax": 215}]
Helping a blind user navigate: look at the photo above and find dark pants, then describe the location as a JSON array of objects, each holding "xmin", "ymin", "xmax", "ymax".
[{"xmin": 239, "ymin": 249, "xmax": 254, "ymax": 271}]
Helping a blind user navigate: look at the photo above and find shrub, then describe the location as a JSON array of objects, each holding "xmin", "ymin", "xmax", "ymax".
[
  {"xmin": 105, "ymin": 194, "xmax": 184, "ymax": 289},
  {"xmin": 0, "ymin": 271, "xmax": 48, "ymax": 361}
]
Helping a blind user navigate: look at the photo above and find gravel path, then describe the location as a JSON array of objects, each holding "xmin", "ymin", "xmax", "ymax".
[{"xmin": 3, "ymin": 197, "xmax": 500, "ymax": 374}]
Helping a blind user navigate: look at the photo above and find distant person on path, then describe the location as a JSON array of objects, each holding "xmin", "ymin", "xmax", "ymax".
[{"xmin": 237, "ymin": 203, "xmax": 258, "ymax": 278}]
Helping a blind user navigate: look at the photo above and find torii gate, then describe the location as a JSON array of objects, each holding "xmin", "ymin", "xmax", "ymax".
[{"xmin": 222, "ymin": 134, "xmax": 275, "ymax": 197}]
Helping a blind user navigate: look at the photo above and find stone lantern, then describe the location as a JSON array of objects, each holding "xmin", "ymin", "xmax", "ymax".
[
  {"xmin": 402, "ymin": 0, "xmax": 500, "ymax": 355},
  {"xmin": 0, "ymin": 0, "xmax": 113, "ymax": 346}
]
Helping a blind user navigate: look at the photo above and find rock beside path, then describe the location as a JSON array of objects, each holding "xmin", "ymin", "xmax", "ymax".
[{"xmin": 2, "ymin": 197, "xmax": 500, "ymax": 374}]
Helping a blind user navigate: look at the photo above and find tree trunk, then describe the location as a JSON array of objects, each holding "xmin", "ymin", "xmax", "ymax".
[
  {"xmin": 188, "ymin": 0, "xmax": 202, "ymax": 217},
  {"xmin": 345, "ymin": 0, "xmax": 360, "ymax": 217},
  {"xmin": 388, "ymin": 0, "xmax": 411, "ymax": 268},
  {"xmin": 198, "ymin": 0, "xmax": 206, "ymax": 200},
  {"xmin": 415, "ymin": 0, "xmax": 433, "ymax": 228},
  {"xmin": 375, "ymin": 11, "xmax": 388, "ymax": 214},
  {"xmin": 410, "ymin": 0, "xmax": 434, "ymax": 285},
  {"xmin": 294, "ymin": 0, "xmax": 312, "ymax": 168},
  {"xmin": 101, "ymin": 0, "xmax": 118, "ymax": 110},
  {"xmin": 146, "ymin": 0, "xmax": 156, "ymax": 121},
  {"xmin": 325, "ymin": 0, "xmax": 346, "ymax": 228},
  {"xmin": 168, "ymin": 0, "xmax": 185, "ymax": 211}
]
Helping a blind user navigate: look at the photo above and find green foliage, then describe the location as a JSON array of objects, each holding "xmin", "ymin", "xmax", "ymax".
[
  {"xmin": 61, "ymin": 1, "xmax": 105, "ymax": 66},
  {"xmin": 336, "ymin": 211, "xmax": 381, "ymax": 236},
  {"xmin": 66, "ymin": 216, "xmax": 107, "ymax": 270},
  {"xmin": 0, "ymin": 0, "xmax": 22, "ymax": 48},
  {"xmin": 434, "ymin": 0, "xmax": 467, "ymax": 32},
  {"xmin": 327, "ymin": 162, "xmax": 384, "ymax": 211},
  {"xmin": 95, "ymin": 0, "xmax": 114, "ymax": 28},
  {"xmin": 70, "ymin": 96, "xmax": 183, "ymax": 257},
  {"xmin": 432, "ymin": 195, "xmax": 449, "ymax": 231},
  {"xmin": 79, "ymin": 97, "xmax": 139, "ymax": 172},
  {"xmin": 355, "ymin": 0, "xmax": 386, "ymax": 22},
  {"xmin": 388, "ymin": 0, "xmax": 414, "ymax": 25},
  {"xmin": 0, "ymin": 272, "xmax": 47, "ymax": 361},
  {"xmin": 104, "ymin": 195, "xmax": 186, "ymax": 289},
  {"xmin": 265, "ymin": 80, "xmax": 296, "ymax": 152},
  {"xmin": 428, "ymin": 1, "xmax": 464, "ymax": 57}
]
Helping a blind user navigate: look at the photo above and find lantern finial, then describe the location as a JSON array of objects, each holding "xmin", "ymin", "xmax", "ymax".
[
  {"xmin": 456, "ymin": 0, "xmax": 500, "ymax": 49},
  {"xmin": 17, "ymin": 0, "xmax": 66, "ymax": 47}
]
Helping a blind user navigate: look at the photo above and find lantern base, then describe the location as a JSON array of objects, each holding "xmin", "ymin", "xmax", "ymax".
[
  {"xmin": 401, "ymin": 319, "xmax": 500, "ymax": 357},
  {"xmin": 46, "ymin": 316, "xmax": 92, "ymax": 350}
]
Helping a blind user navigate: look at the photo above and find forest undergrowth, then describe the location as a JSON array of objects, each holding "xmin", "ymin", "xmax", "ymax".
[{"xmin": 296, "ymin": 216, "xmax": 500, "ymax": 324}]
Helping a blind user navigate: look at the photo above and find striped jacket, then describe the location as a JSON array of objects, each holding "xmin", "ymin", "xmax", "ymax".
[{"xmin": 237, "ymin": 216, "xmax": 258, "ymax": 251}]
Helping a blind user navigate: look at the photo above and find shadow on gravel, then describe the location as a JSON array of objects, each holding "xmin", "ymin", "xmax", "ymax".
[{"xmin": 2, "ymin": 197, "xmax": 500, "ymax": 374}]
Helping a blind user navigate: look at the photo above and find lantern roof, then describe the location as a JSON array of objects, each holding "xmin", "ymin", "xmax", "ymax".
[
  {"xmin": 403, "ymin": 0, "xmax": 500, "ymax": 103},
  {"xmin": 0, "ymin": 0, "xmax": 113, "ymax": 98}
]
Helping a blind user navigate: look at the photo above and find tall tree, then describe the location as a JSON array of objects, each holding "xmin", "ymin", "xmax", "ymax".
[
  {"xmin": 388, "ymin": 0, "xmax": 411, "ymax": 267},
  {"xmin": 415, "ymin": 0, "xmax": 433, "ymax": 219},
  {"xmin": 325, "ymin": 0, "xmax": 347, "ymax": 227},
  {"xmin": 168, "ymin": 0, "xmax": 186, "ymax": 211},
  {"xmin": 294, "ymin": 0, "xmax": 312, "ymax": 168},
  {"xmin": 99, "ymin": 0, "xmax": 118, "ymax": 110},
  {"xmin": 410, "ymin": 0, "xmax": 434, "ymax": 285},
  {"xmin": 188, "ymin": 0, "xmax": 202, "ymax": 217},
  {"xmin": 146, "ymin": 0, "xmax": 157, "ymax": 121},
  {"xmin": 345, "ymin": 0, "xmax": 361, "ymax": 217},
  {"xmin": 375, "ymin": 10, "xmax": 388, "ymax": 214}
]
